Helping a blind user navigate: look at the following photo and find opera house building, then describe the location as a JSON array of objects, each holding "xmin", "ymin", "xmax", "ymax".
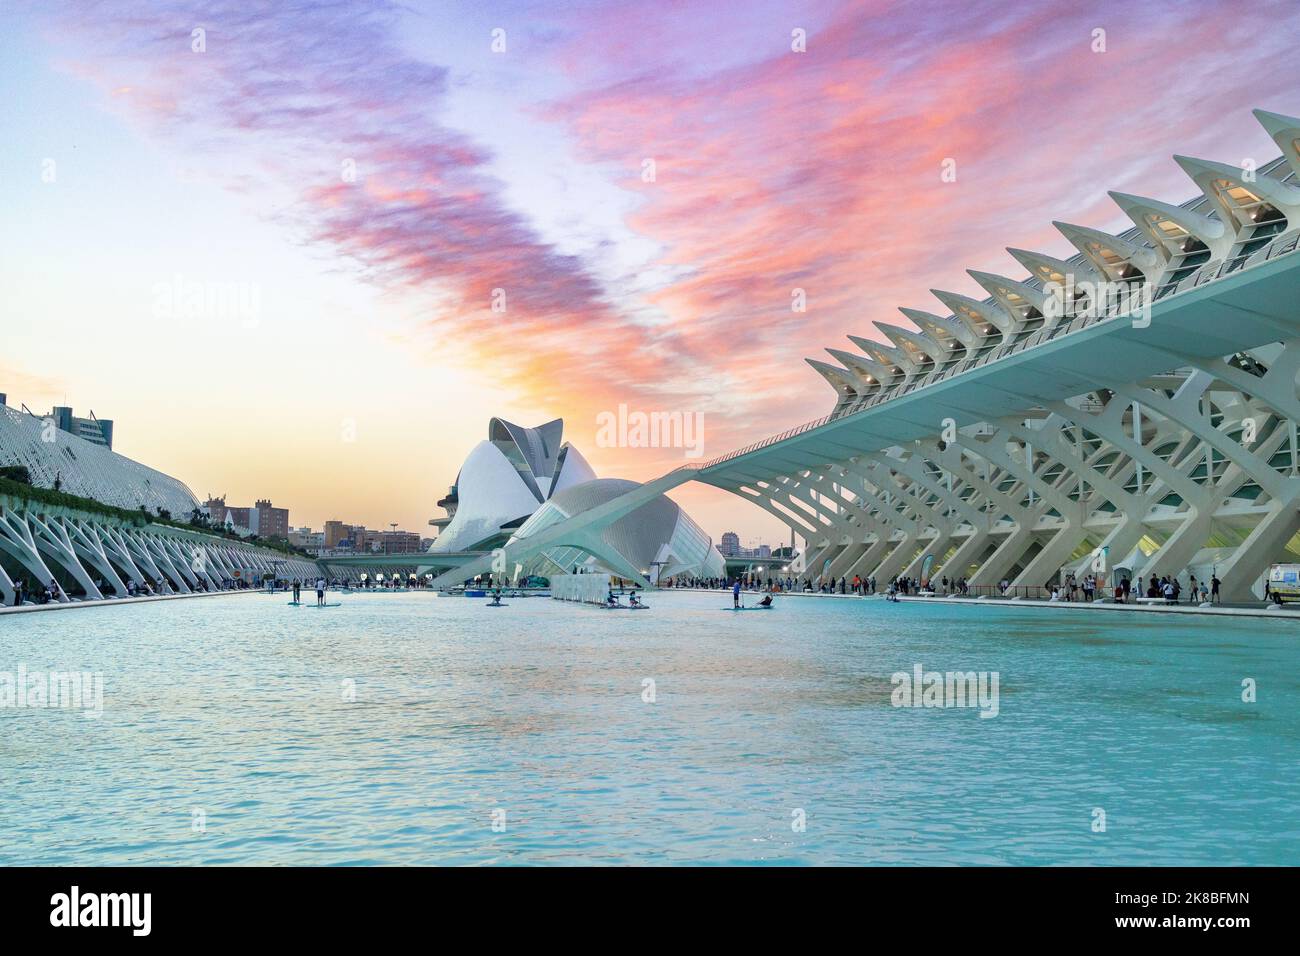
[{"xmin": 429, "ymin": 417, "xmax": 725, "ymax": 585}]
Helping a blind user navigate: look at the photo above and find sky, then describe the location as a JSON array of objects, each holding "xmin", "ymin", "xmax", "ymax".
[{"xmin": 2, "ymin": 0, "xmax": 1299, "ymax": 546}]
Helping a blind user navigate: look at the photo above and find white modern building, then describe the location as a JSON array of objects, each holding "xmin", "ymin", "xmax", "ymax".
[
  {"xmin": 430, "ymin": 417, "xmax": 597, "ymax": 553},
  {"xmin": 430, "ymin": 418, "xmax": 725, "ymax": 584},
  {"xmin": 433, "ymin": 108, "xmax": 1300, "ymax": 603},
  {"xmin": 0, "ymin": 400, "xmax": 316, "ymax": 604},
  {"xmin": 1, "ymin": 400, "xmax": 198, "ymax": 515}
]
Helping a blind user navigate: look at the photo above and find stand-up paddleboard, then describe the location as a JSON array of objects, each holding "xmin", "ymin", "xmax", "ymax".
[
  {"xmin": 722, "ymin": 605, "xmax": 773, "ymax": 610},
  {"xmin": 485, "ymin": 602, "xmax": 509, "ymax": 607},
  {"xmin": 286, "ymin": 600, "xmax": 302, "ymax": 606},
  {"xmin": 308, "ymin": 603, "xmax": 342, "ymax": 608}
]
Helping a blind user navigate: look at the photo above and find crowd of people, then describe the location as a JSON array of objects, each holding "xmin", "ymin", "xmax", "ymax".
[
  {"xmin": 0, "ymin": 562, "xmax": 1233, "ymax": 609},
  {"xmin": 665, "ymin": 574, "xmax": 880, "ymax": 594},
  {"xmin": 661, "ymin": 568, "xmax": 1225, "ymax": 606}
]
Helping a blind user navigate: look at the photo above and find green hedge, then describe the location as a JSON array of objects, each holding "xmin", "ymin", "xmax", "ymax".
[
  {"xmin": 0, "ymin": 475, "xmax": 149, "ymax": 524},
  {"xmin": 0, "ymin": 465, "xmax": 32, "ymax": 484}
]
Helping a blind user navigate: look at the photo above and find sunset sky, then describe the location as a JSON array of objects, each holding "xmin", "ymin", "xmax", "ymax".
[{"xmin": 3, "ymin": 0, "xmax": 1299, "ymax": 543}]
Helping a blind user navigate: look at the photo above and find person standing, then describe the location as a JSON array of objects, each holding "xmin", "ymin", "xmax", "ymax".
[
  {"xmin": 732, "ymin": 579, "xmax": 741, "ymax": 608},
  {"xmin": 315, "ymin": 576, "xmax": 326, "ymax": 607},
  {"xmin": 1211, "ymin": 574, "xmax": 1220, "ymax": 604}
]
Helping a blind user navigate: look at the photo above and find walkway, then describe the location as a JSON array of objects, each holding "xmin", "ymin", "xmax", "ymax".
[
  {"xmin": 0, "ymin": 588, "xmax": 259, "ymax": 616},
  {"xmin": 666, "ymin": 587, "xmax": 1299, "ymax": 620}
]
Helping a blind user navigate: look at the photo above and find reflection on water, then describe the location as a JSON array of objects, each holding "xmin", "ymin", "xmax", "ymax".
[{"xmin": 1, "ymin": 591, "xmax": 1297, "ymax": 865}]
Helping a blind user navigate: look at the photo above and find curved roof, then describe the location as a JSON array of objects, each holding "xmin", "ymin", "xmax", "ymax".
[
  {"xmin": 0, "ymin": 404, "xmax": 199, "ymax": 515},
  {"xmin": 511, "ymin": 477, "xmax": 720, "ymax": 580},
  {"xmin": 430, "ymin": 438, "xmax": 542, "ymax": 551}
]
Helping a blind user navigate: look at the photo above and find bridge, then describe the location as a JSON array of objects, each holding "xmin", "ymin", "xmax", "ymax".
[
  {"xmin": 316, "ymin": 550, "xmax": 487, "ymax": 578},
  {"xmin": 430, "ymin": 110, "xmax": 1300, "ymax": 603}
]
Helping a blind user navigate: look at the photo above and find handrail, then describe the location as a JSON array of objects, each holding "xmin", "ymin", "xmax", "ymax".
[{"xmin": 697, "ymin": 229, "xmax": 1300, "ymax": 472}]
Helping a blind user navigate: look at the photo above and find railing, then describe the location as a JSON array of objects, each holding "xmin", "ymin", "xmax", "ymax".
[
  {"xmin": 698, "ymin": 227, "xmax": 1300, "ymax": 473},
  {"xmin": 957, "ymin": 584, "xmax": 1052, "ymax": 600}
]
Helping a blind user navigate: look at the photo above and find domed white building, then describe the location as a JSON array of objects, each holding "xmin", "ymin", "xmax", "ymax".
[
  {"xmin": 430, "ymin": 417, "xmax": 596, "ymax": 553},
  {"xmin": 430, "ymin": 418, "xmax": 724, "ymax": 583}
]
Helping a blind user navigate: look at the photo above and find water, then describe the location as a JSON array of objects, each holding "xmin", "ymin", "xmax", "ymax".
[{"xmin": 1, "ymin": 591, "xmax": 1297, "ymax": 865}]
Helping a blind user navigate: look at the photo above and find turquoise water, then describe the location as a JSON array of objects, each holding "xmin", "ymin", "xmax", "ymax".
[{"xmin": 1, "ymin": 590, "xmax": 1297, "ymax": 865}]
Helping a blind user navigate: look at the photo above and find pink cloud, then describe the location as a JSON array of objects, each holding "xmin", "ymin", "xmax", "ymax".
[
  {"xmin": 22, "ymin": 0, "xmax": 1300, "ymax": 482},
  {"xmin": 542, "ymin": 0, "xmax": 1300, "ymax": 460}
]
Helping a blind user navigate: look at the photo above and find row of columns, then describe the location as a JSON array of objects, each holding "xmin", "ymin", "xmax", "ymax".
[
  {"xmin": 733, "ymin": 341, "xmax": 1300, "ymax": 603},
  {"xmin": 0, "ymin": 511, "xmax": 319, "ymax": 605}
]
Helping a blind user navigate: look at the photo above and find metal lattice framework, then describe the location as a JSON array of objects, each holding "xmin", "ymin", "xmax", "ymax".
[
  {"xmin": 685, "ymin": 109, "xmax": 1300, "ymax": 602},
  {"xmin": 462, "ymin": 109, "xmax": 1300, "ymax": 603},
  {"xmin": 0, "ymin": 499, "xmax": 318, "ymax": 605},
  {"xmin": 0, "ymin": 404, "xmax": 200, "ymax": 516}
]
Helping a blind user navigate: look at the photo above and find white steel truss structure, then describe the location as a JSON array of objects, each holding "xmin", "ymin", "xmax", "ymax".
[
  {"xmin": 462, "ymin": 109, "xmax": 1300, "ymax": 603},
  {"xmin": 0, "ymin": 499, "xmax": 318, "ymax": 605},
  {"xmin": 683, "ymin": 109, "xmax": 1300, "ymax": 602},
  {"xmin": 0, "ymin": 404, "xmax": 200, "ymax": 516}
]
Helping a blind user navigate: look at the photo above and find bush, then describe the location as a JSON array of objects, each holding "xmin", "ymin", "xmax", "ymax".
[
  {"xmin": 0, "ymin": 465, "xmax": 31, "ymax": 485},
  {"xmin": 0, "ymin": 475, "xmax": 149, "ymax": 524}
]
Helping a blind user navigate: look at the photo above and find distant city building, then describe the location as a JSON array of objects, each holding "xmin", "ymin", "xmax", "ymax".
[
  {"xmin": 288, "ymin": 526, "xmax": 325, "ymax": 554},
  {"xmin": 315, "ymin": 520, "xmax": 424, "ymax": 555},
  {"xmin": 204, "ymin": 496, "xmax": 233, "ymax": 525},
  {"xmin": 50, "ymin": 406, "xmax": 113, "ymax": 450},
  {"xmin": 204, "ymin": 496, "xmax": 289, "ymax": 538},
  {"xmin": 716, "ymin": 536, "xmax": 777, "ymax": 560},
  {"xmin": 362, "ymin": 529, "xmax": 422, "ymax": 554},
  {"xmin": 323, "ymin": 520, "xmax": 350, "ymax": 549},
  {"xmin": 252, "ymin": 499, "xmax": 289, "ymax": 539},
  {"xmin": 0, "ymin": 393, "xmax": 113, "ymax": 449}
]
